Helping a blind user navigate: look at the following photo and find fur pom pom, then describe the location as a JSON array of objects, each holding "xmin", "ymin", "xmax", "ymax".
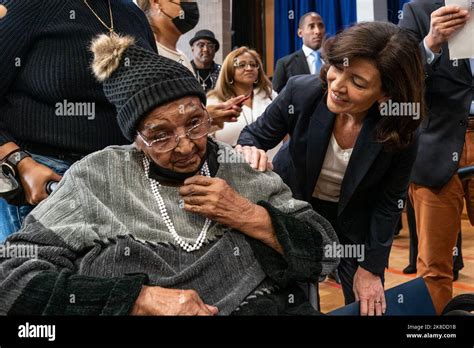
[{"xmin": 90, "ymin": 34, "xmax": 135, "ymax": 82}]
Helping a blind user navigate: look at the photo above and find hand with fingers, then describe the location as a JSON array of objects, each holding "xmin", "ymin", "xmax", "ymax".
[
  {"xmin": 425, "ymin": 5, "xmax": 470, "ymax": 53},
  {"xmin": 207, "ymin": 95, "xmax": 247, "ymax": 130},
  {"xmin": 130, "ymin": 286, "xmax": 219, "ymax": 316},
  {"xmin": 353, "ymin": 266, "xmax": 386, "ymax": 316},
  {"xmin": 179, "ymin": 175, "xmax": 283, "ymax": 253},
  {"xmin": 234, "ymin": 144, "xmax": 273, "ymax": 172},
  {"xmin": 179, "ymin": 175, "xmax": 255, "ymax": 229},
  {"xmin": 18, "ymin": 157, "xmax": 63, "ymax": 205}
]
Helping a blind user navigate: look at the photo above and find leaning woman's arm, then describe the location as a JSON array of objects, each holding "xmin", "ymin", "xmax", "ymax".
[
  {"xmin": 361, "ymin": 140, "xmax": 419, "ymax": 276},
  {"xmin": 0, "ymin": 171, "xmax": 147, "ymax": 315},
  {"xmin": 240, "ymin": 173, "xmax": 340, "ymax": 288}
]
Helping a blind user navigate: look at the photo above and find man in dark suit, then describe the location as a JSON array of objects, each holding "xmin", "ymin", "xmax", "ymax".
[
  {"xmin": 272, "ymin": 12, "xmax": 325, "ymax": 93},
  {"xmin": 399, "ymin": 0, "xmax": 472, "ymax": 315}
]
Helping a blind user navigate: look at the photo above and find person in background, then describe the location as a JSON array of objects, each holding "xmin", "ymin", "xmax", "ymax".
[
  {"xmin": 190, "ymin": 29, "xmax": 222, "ymax": 92},
  {"xmin": 399, "ymin": 1, "xmax": 472, "ymax": 314},
  {"xmin": 272, "ymin": 12, "xmax": 326, "ymax": 93},
  {"xmin": 207, "ymin": 47, "xmax": 281, "ymax": 160},
  {"xmin": 136, "ymin": 0, "xmax": 197, "ymax": 73},
  {"xmin": 0, "ymin": 0, "xmax": 157, "ymax": 241}
]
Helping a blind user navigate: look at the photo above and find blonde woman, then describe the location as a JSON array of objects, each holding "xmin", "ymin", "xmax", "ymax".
[{"xmin": 207, "ymin": 47, "xmax": 281, "ymax": 160}]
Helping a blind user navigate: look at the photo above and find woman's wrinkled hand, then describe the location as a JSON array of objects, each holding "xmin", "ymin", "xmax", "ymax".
[
  {"xmin": 234, "ymin": 145, "xmax": 272, "ymax": 172},
  {"xmin": 130, "ymin": 286, "xmax": 219, "ymax": 316},
  {"xmin": 353, "ymin": 266, "xmax": 386, "ymax": 316},
  {"xmin": 179, "ymin": 176, "xmax": 255, "ymax": 230}
]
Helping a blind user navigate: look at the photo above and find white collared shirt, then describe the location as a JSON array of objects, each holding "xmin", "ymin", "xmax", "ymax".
[{"xmin": 302, "ymin": 45, "xmax": 322, "ymax": 75}]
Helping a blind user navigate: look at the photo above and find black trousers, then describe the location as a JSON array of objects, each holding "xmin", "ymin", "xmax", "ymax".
[{"xmin": 311, "ymin": 198, "xmax": 385, "ymax": 305}]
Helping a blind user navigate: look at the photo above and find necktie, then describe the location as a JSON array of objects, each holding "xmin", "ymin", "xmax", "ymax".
[{"xmin": 312, "ymin": 51, "xmax": 322, "ymax": 74}]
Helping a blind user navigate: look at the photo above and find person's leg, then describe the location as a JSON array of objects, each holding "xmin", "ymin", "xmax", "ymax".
[
  {"xmin": 0, "ymin": 154, "xmax": 72, "ymax": 241},
  {"xmin": 404, "ymin": 197, "xmax": 418, "ymax": 274},
  {"xmin": 453, "ymin": 230, "xmax": 463, "ymax": 277},
  {"xmin": 409, "ymin": 179, "xmax": 463, "ymax": 315},
  {"xmin": 337, "ymin": 255, "xmax": 358, "ymax": 305}
]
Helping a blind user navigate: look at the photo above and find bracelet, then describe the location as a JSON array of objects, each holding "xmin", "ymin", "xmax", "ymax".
[{"xmin": 0, "ymin": 148, "xmax": 21, "ymax": 162}]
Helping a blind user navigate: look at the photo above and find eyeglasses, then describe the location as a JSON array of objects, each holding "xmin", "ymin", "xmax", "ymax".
[
  {"xmin": 137, "ymin": 109, "xmax": 212, "ymax": 153},
  {"xmin": 195, "ymin": 42, "xmax": 217, "ymax": 51},
  {"xmin": 233, "ymin": 62, "xmax": 259, "ymax": 70}
]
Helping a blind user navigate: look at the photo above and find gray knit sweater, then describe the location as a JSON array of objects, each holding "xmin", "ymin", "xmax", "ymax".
[{"xmin": 0, "ymin": 141, "xmax": 339, "ymax": 315}]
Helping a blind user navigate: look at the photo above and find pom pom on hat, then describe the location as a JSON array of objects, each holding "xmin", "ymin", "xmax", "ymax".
[{"xmin": 90, "ymin": 34, "xmax": 135, "ymax": 81}]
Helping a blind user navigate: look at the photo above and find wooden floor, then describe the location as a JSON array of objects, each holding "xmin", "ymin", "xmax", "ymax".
[{"xmin": 319, "ymin": 212, "xmax": 474, "ymax": 313}]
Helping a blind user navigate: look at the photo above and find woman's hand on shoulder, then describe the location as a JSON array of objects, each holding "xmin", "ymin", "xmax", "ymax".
[{"xmin": 234, "ymin": 145, "xmax": 272, "ymax": 172}]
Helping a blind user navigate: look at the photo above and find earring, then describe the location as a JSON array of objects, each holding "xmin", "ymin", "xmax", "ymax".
[
  {"xmin": 229, "ymin": 79, "xmax": 234, "ymax": 85},
  {"xmin": 254, "ymin": 79, "xmax": 258, "ymax": 85}
]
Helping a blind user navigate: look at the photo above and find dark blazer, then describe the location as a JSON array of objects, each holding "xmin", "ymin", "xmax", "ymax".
[
  {"xmin": 399, "ymin": 0, "xmax": 474, "ymax": 188},
  {"xmin": 272, "ymin": 50, "xmax": 311, "ymax": 93},
  {"xmin": 237, "ymin": 75, "xmax": 418, "ymax": 275}
]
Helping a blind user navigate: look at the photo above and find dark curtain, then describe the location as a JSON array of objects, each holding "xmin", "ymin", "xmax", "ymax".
[{"xmin": 274, "ymin": 0, "xmax": 357, "ymax": 64}]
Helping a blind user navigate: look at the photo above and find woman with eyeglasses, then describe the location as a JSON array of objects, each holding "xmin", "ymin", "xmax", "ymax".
[
  {"xmin": 0, "ymin": 35, "xmax": 339, "ymax": 316},
  {"xmin": 207, "ymin": 47, "xmax": 282, "ymax": 161}
]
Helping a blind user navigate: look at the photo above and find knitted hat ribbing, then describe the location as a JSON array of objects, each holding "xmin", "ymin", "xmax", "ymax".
[{"xmin": 90, "ymin": 34, "xmax": 206, "ymax": 141}]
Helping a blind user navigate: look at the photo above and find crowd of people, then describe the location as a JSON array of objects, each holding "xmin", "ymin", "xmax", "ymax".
[{"xmin": 0, "ymin": 0, "xmax": 472, "ymax": 316}]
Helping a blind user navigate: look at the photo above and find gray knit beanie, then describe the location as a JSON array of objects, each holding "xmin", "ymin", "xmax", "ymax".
[{"xmin": 90, "ymin": 34, "xmax": 206, "ymax": 141}]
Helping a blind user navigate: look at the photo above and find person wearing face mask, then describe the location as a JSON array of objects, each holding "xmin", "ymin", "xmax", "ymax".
[
  {"xmin": 137, "ymin": 0, "xmax": 198, "ymax": 73},
  {"xmin": 237, "ymin": 22, "xmax": 426, "ymax": 316}
]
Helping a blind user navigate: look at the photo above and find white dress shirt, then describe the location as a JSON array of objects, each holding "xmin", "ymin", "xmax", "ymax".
[{"xmin": 302, "ymin": 45, "xmax": 323, "ymax": 75}]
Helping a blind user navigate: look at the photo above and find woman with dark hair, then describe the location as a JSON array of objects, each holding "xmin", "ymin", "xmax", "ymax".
[{"xmin": 238, "ymin": 21, "xmax": 426, "ymax": 315}]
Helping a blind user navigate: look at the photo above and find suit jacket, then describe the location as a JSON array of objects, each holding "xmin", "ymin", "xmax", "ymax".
[
  {"xmin": 272, "ymin": 50, "xmax": 311, "ymax": 93},
  {"xmin": 399, "ymin": 0, "xmax": 474, "ymax": 188},
  {"xmin": 237, "ymin": 75, "xmax": 419, "ymax": 275}
]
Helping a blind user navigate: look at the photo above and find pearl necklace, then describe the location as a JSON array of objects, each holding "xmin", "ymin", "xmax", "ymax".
[{"xmin": 143, "ymin": 157, "xmax": 212, "ymax": 252}]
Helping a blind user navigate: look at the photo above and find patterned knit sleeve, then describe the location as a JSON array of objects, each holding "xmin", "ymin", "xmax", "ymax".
[
  {"xmin": 0, "ymin": 167, "xmax": 147, "ymax": 315},
  {"xmin": 245, "ymin": 170, "xmax": 340, "ymax": 288}
]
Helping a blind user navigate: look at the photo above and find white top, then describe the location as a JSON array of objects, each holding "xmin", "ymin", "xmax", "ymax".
[
  {"xmin": 302, "ymin": 45, "xmax": 323, "ymax": 75},
  {"xmin": 313, "ymin": 134, "xmax": 353, "ymax": 203},
  {"xmin": 207, "ymin": 88, "xmax": 282, "ymax": 160},
  {"xmin": 156, "ymin": 41, "xmax": 194, "ymax": 74}
]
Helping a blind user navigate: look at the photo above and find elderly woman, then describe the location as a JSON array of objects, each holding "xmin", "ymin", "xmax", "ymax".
[
  {"xmin": 207, "ymin": 47, "xmax": 282, "ymax": 160},
  {"xmin": 0, "ymin": 35, "xmax": 338, "ymax": 316},
  {"xmin": 238, "ymin": 22, "xmax": 426, "ymax": 316}
]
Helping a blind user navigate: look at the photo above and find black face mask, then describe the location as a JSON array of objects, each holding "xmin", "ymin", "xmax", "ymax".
[
  {"xmin": 147, "ymin": 138, "xmax": 219, "ymax": 185},
  {"xmin": 161, "ymin": 1, "xmax": 199, "ymax": 35}
]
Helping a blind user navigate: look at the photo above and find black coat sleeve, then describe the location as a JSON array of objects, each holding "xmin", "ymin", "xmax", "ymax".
[
  {"xmin": 360, "ymin": 140, "xmax": 419, "ymax": 276},
  {"xmin": 237, "ymin": 76, "xmax": 295, "ymax": 150},
  {"xmin": 272, "ymin": 58, "xmax": 288, "ymax": 93}
]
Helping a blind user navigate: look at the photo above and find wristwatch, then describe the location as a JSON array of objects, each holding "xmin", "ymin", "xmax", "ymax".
[{"xmin": 5, "ymin": 150, "xmax": 31, "ymax": 171}]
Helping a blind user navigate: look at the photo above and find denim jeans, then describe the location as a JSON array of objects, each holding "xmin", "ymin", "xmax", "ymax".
[{"xmin": 0, "ymin": 154, "xmax": 73, "ymax": 241}]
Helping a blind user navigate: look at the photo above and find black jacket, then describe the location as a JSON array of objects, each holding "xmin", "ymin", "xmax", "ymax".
[
  {"xmin": 238, "ymin": 75, "xmax": 419, "ymax": 275},
  {"xmin": 399, "ymin": 0, "xmax": 474, "ymax": 188},
  {"xmin": 272, "ymin": 50, "xmax": 311, "ymax": 93}
]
